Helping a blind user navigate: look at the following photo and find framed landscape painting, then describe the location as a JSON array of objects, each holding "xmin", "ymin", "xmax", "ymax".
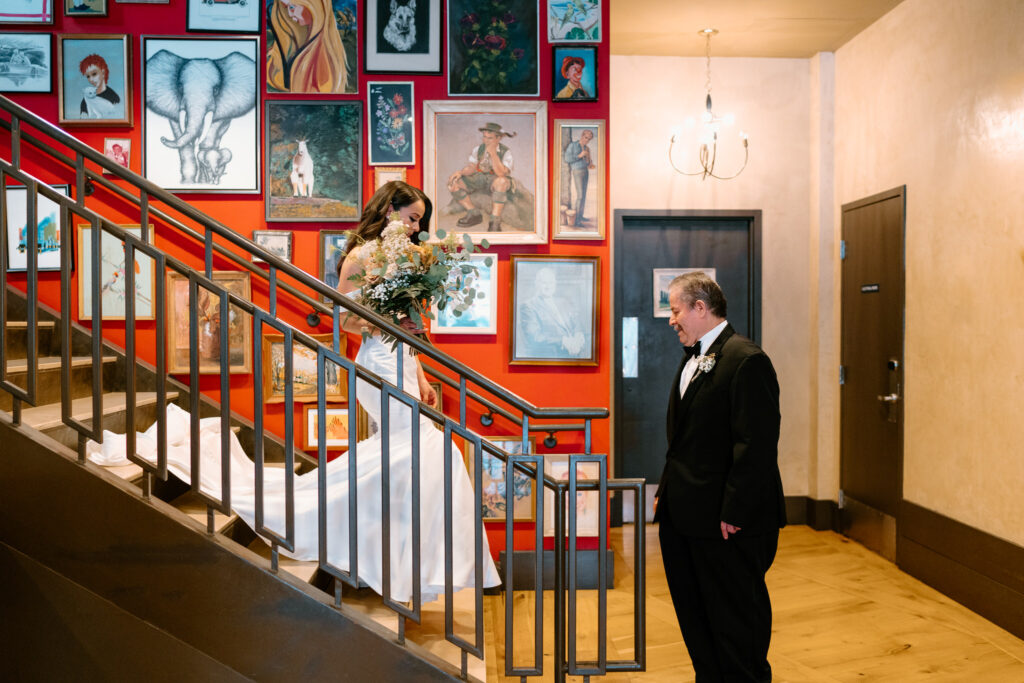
[
  {"xmin": 0, "ymin": 0, "xmax": 54, "ymax": 23},
  {"xmin": 251, "ymin": 230, "xmax": 293, "ymax": 264},
  {"xmin": 78, "ymin": 224, "xmax": 155, "ymax": 320},
  {"xmin": 552, "ymin": 119, "xmax": 604, "ymax": 240},
  {"xmin": 447, "ymin": 0, "xmax": 538, "ymax": 96},
  {"xmin": 365, "ymin": 0, "xmax": 441, "ymax": 74},
  {"xmin": 430, "ymin": 252, "xmax": 497, "ymax": 335},
  {"xmin": 266, "ymin": 0, "xmax": 357, "ymax": 94},
  {"xmin": 303, "ymin": 405, "xmax": 349, "ymax": 450},
  {"xmin": 368, "ymin": 81, "xmax": 414, "ymax": 165},
  {"xmin": 261, "ymin": 333, "xmax": 348, "ymax": 403},
  {"xmin": 166, "ymin": 271, "xmax": 252, "ymax": 374},
  {"xmin": 65, "ymin": 0, "xmax": 107, "ymax": 17},
  {"xmin": 464, "ymin": 438, "xmax": 536, "ymax": 522},
  {"xmin": 652, "ymin": 267, "xmax": 717, "ymax": 318},
  {"xmin": 319, "ymin": 230, "xmax": 351, "ymax": 302},
  {"xmin": 265, "ymin": 100, "xmax": 362, "ymax": 222},
  {"xmin": 509, "ymin": 254, "xmax": 599, "ymax": 366},
  {"xmin": 4, "ymin": 184, "xmax": 70, "ymax": 272},
  {"xmin": 187, "ymin": 0, "xmax": 261, "ymax": 33},
  {"xmin": 58, "ymin": 34, "xmax": 132, "ymax": 126},
  {"xmin": 424, "ymin": 99, "xmax": 547, "ymax": 244},
  {"xmin": 0, "ymin": 33, "xmax": 52, "ymax": 93},
  {"xmin": 547, "ymin": 0, "xmax": 600, "ymax": 42},
  {"xmin": 142, "ymin": 36, "xmax": 260, "ymax": 193}
]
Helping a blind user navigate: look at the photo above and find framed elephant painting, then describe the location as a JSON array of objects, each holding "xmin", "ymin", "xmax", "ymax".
[
  {"xmin": 264, "ymin": 100, "xmax": 362, "ymax": 222},
  {"xmin": 141, "ymin": 36, "xmax": 260, "ymax": 194}
]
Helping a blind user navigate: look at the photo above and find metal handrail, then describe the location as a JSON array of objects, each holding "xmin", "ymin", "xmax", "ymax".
[{"xmin": 0, "ymin": 94, "xmax": 644, "ymax": 681}]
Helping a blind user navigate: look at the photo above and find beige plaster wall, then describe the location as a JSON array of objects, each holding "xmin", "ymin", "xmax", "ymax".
[
  {"xmin": 835, "ymin": 0, "xmax": 1024, "ymax": 545},
  {"xmin": 610, "ymin": 55, "xmax": 814, "ymax": 496}
]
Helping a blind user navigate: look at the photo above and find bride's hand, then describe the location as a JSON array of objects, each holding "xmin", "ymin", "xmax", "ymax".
[{"xmin": 398, "ymin": 316, "xmax": 426, "ymax": 335}]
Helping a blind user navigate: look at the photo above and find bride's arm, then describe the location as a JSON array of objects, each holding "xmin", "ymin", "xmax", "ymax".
[
  {"xmin": 416, "ymin": 360, "xmax": 437, "ymax": 407},
  {"xmin": 335, "ymin": 247, "xmax": 375, "ymax": 335}
]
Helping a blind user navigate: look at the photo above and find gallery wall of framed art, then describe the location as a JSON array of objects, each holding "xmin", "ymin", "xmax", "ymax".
[{"xmin": 2, "ymin": 0, "xmax": 613, "ymax": 548}]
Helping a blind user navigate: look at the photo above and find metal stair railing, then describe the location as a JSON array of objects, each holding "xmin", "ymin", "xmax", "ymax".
[{"xmin": 0, "ymin": 94, "xmax": 646, "ymax": 681}]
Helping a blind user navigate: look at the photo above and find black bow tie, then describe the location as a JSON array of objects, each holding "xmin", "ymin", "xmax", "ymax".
[{"xmin": 684, "ymin": 344, "xmax": 701, "ymax": 359}]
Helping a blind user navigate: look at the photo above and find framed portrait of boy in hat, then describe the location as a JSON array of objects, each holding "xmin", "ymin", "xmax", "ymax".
[
  {"xmin": 423, "ymin": 99, "xmax": 548, "ymax": 245},
  {"xmin": 551, "ymin": 45, "xmax": 597, "ymax": 102}
]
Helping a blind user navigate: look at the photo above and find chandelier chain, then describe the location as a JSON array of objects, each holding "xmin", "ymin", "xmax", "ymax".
[{"xmin": 704, "ymin": 33, "xmax": 712, "ymax": 97}]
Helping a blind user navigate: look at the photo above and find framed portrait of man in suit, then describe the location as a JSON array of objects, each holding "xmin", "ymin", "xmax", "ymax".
[{"xmin": 509, "ymin": 254, "xmax": 599, "ymax": 365}]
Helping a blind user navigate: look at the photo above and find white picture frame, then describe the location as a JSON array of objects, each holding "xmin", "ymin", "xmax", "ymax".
[
  {"xmin": 4, "ymin": 184, "xmax": 70, "ymax": 272},
  {"xmin": 431, "ymin": 253, "xmax": 497, "ymax": 335},
  {"xmin": 78, "ymin": 224, "xmax": 155, "ymax": 320},
  {"xmin": 423, "ymin": 99, "xmax": 548, "ymax": 245}
]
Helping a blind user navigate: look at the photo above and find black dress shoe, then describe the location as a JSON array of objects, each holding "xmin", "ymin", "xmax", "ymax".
[{"xmin": 456, "ymin": 210, "xmax": 483, "ymax": 227}]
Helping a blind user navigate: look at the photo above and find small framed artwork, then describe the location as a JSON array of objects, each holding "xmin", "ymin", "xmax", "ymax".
[
  {"xmin": 166, "ymin": 271, "xmax": 252, "ymax": 374},
  {"xmin": 552, "ymin": 119, "xmax": 604, "ymax": 240},
  {"xmin": 547, "ymin": 0, "xmax": 600, "ymax": 42},
  {"xmin": 464, "ymin": 438, "xmax": 536, "ymax": 522},
  {"xmin": 186, "ymin": 0, "xmax": 261, "ymax": 34},
  {"xmin": 251, "ymin": 230, "xmax": 293, "ymax": 264},
  {"xmin": 58, "ymin": 35, "xmax": 131, "ymax": 126},
  {"xmin": 65, "ymin": 0, "xmax": 107, "ymax": 17},
  {"xmin": 652, "ymin": 268, "xmax": 717, "ymax": 318},
  {"xmin": 543, "ymin": 455, "xmax": 601, "ymax": 537},
  {"xmin": 552, "ymin": 45, "xmax": 596, "ymax": 101},
  {"xmin": 431, "ymin": 252, "xmax": 497, "ymax": 335},
  {"xmin": 423, "ymin": 99, "xmax": 548, "ymax": 244},
  {"xmin": 265, "ymin": 100, "xmax": 362, "ymax": 222},
  {"xmin": 261, "ymin": 333, "xmax": 348, "ymax": 404},
  {"xmin": 365, "ymin": 0, "xmax": 442, "ymax": 74},
  {"xmin": 4, "ymin": 184, "xmax": 71, "ymax": 272},
  {"xmin": 266, "ymin": 0, "xmax": 357, "ymax": 94},
  {"xmin": 0, "ymin": 1, "xmax": 54, "ymax": 23},
  {"xmin": 0, "ymin": 33, "xmax": 52, "ymax": 92},
  {"xmin": 115, "ymin": 0, "xmax": 169, "ymax": 4},
  {"xmin": 303, "ymin": 405, "xmax": 350, "ymax": 450},
  {"xmin": 142, "ymin": 37, "xmax": 260, "ymax": 193},
  {"xmin": 374, "ymin": 166, "xmax": 406, "ymax": 190},
  {"xmin": 447, "ymin": 0, "xmax": 539, "ymax": 96},
  {"xmin": 509, "ymin": 254, "xmax": 599, "ymax": 366},
  {"xmin": 319, "ymin": 229, "xmax": 352, "ymax": 301},
  {"xmin": 368, "ymin": 81, "xmax": 414, "ymax": 165},
  {"xmin": 102, "ymin": 137, "xmax": 131, "ymax": 173},
  {"xmin": 78, "ymin": 224, "xmax": 155, "ymax": 320}
]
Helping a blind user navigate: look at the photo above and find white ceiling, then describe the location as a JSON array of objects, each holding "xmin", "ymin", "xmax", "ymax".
[{"xmin": 609, "ymin": 0, "xmax": 906, "ymax": 58}]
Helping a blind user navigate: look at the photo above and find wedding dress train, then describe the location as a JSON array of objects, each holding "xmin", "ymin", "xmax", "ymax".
[{"xmin": 88, "ymin": 333, "xmax": 501, "ymax": 603}]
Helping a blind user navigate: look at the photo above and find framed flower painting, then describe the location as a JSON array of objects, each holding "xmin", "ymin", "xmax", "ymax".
[{"xmin": 367, "ymin": 81, "xmax": 414, "ymax": 165}]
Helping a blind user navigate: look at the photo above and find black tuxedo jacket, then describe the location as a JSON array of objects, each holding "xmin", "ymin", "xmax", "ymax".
[{"xmin": 654, "ymin": 324, "xmax": 786, "ymax": 538}]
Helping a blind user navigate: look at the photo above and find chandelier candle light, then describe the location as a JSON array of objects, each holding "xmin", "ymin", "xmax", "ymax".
[{"xmin": 668, "ymin": 28, "xmax": 749, "ymax": 180}]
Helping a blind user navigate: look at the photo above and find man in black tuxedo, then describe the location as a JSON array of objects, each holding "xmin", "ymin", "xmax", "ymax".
[{"xmin": 654, "ymin": 272, "xmax": 786, "ymax": 682}]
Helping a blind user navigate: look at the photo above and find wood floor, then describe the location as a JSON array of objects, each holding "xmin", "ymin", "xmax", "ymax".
[{"xmin": 483, "ymin": 525, "xmax": 1024, "ymax": 682}]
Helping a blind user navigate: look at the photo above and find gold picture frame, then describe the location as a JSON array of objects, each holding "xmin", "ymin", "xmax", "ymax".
[
  {"xmin": 166, "ymin": 271, "xmax": 251, "ymax": 374},
  {"xmin": 302, "ymin": 404, "xmax": 350, "ymax": 451},
  {"xmin": 57, "ymin": 34, "xmax": 130, "ymax": 126},
  {"xmin": 261, "ymin": 332, "xmax": 348, "ymax": 404},
  {"xmin": 463, "ymin": 437, "xmax": 536, "ymax": 522},
  {"xmin": 374, "ymin": 166, "xmax": 407, "ymax": 190}
]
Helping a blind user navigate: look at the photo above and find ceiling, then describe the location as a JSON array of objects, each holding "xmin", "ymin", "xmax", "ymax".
[{"xmin": 609, "ymin": 0, "xmax": 906, "ymax": 58}]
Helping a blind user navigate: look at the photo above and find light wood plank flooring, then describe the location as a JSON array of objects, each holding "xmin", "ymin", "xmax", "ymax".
[{"xmin": 484, "ymin": 525, "xmax": 1024, "ymax": 682}]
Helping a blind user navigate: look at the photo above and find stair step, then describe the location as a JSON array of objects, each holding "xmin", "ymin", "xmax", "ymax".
[
  {"xmin": 246, "ymin": 538, "xmax": 319, "ymax": 584},
  {"xmin": 5, "ymin": 320, "xmax": 57, "ymax": 330},
  {"xmin": 5, "ymin": 355, "xmax": 116, "ymax": 373},
  {"xmin": 172, "ymin": 490, "xmax": 237, "ymax": 533},
  {"xmin": 19, "ymin": 391, "xmax": 179, "ymax": 431}
]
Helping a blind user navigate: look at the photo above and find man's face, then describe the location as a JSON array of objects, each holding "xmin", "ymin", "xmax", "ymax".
[
  {"xmin": 481, "ymin": 130, "xmax": 500, "ymax": 146},
  {"xmin": 567, "ymin": 63, "xmax": 583, "ymax": 85},
  {"xmin": 84, "ymin": 65, "xmax": 106, "ymax": 90},
  {"xmin": 580, "ymin": 130, "xmax": 593, "ymax": 145},
  {"xmin": 668, "ymin": 289, "xmax": 702, "ymax": 346}
]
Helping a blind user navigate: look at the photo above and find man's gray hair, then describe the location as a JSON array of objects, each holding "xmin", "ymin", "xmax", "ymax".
[{"xmin": 669, "ymin": 271, "xmax": 727, "ymax": 318}]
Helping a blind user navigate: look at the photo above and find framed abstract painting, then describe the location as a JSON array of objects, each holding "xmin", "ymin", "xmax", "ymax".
[
  {"xmin": 464, "ymin": 438, "xmax": 536, "ymax": 522},
  {"xmin": 4, "ymin": 184, "xmax": 70, "ymax": 272},
  {"xmin": 265, "ymin": 100, "xmax": 362, "ymax": 222},
  {"xmin": 266, "ymin": 0, "xmax": 357, "ymax": 94},
  {"xmin": 303, "ymin": 405, "xmax": 350, "ymax": 450}
]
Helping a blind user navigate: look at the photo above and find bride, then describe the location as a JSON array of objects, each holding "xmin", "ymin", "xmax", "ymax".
[{"xmin": 88, "ymin": 181, "xmax": 500, "ymax": 603}]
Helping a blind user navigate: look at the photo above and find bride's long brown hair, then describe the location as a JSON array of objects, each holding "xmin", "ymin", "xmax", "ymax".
[{"xmin": 339, "ymin": 181, "xmax": 433, "ymax": 273}]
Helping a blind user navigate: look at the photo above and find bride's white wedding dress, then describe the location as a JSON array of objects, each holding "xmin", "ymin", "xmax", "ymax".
[{"xmin": 87, "ymin": 330, "xmax": 501, "ymax": 603}]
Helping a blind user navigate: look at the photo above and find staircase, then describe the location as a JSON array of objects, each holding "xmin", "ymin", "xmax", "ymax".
[{"xmin": 0, "ymin": 94, "xmax": 646, "ymax": 681}]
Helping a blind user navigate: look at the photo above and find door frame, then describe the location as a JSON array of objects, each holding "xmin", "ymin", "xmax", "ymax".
[
  {"xmin": 839, "ymin": 185, "xmax": 906, "ymax": 561},
  {"xmin": 610, "ymin": 210, "xmax": 762, "ymax": 517}
]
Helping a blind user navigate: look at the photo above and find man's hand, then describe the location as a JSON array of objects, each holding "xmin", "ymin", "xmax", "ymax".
[{"xmin": 720, "ymin": 521, "xmax": 741, "ymax": 539}]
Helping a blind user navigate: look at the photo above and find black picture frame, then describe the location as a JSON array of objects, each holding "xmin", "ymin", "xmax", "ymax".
[
  {"xmin": 551, "ymin": 44, "xmax": 597, "ymax": 102},
  {"xmin": 365, "ymin": 0, "xmax": 442, "ymax": 74},
  {"xmin": 367, "ymin": 81, "xmax": 415, "ymax": 165}
]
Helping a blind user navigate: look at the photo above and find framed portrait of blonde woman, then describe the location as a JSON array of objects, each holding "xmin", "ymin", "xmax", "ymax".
[{"xmin": 266, "ymin": 0, "xmax": 358, "ymax": 94}]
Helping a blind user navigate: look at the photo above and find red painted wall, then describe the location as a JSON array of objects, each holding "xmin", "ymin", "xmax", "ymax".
[{"xmin": 3, "ymin": 0, "xmax": 611, "ymax": 557}]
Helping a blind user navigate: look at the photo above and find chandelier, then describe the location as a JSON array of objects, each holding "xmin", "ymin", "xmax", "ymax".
[{"xmin": 668, "ymin": 29, "xmax": 749, "ymax": 180}]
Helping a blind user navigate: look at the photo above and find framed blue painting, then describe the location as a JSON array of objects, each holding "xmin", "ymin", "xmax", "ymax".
[{"xmin": 551, "ymin": 44, "xmax": 596, "ymax": 101}]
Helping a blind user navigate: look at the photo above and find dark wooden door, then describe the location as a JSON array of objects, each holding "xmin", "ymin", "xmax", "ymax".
[
  {"xmin": 613, "ymin": 211, "xmax": 761, "ymax": 492},
  {"xmin": 840, "ymin": 187, "xmax": 905, "ymax": 561}
]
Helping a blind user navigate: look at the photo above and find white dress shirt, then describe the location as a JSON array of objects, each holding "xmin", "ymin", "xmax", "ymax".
[{"xmin": 679, "ymin": 320, "xmax": 728, "ymax": 398}]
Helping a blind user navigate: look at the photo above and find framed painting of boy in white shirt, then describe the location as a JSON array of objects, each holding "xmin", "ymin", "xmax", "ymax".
[
  {"xmin": 424, "ymin": 99, "xmax": 547, "ymax": 245},
  {"xmin": 57, "ymin": 34, "xmax": 132, "ymax": 126}
]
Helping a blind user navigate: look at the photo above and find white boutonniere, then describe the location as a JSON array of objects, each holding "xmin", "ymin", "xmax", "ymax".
[{"xmin": 696, "ymin": 353, "xmax": 717, "ymax": 374}]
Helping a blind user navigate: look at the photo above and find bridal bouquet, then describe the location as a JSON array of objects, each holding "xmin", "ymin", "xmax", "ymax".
[{"xmin": 350, "ymin": 213, "xmax": 491, "ymax": 340}]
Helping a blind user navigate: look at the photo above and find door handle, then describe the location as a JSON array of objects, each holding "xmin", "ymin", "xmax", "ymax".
[{"xmin": 877, "ymin": 393, "xmax": 899, "ymax": 402}]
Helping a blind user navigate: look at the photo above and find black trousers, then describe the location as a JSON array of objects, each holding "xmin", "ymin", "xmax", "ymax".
[{"xmin": 658, "ymin": 513, "xmax": 779, "ymax": 683}]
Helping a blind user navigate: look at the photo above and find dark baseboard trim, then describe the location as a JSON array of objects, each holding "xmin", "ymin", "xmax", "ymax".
[
  {"xmin": 499, "ymin": 550, "xmax": 615, "ymax": 590},
  {"xmin": 898, "ymin": 501, "xmax": 1024, "ymax": 639},
  {"xmin": 784, "ymin": 496, "xmax": 839, "ymax": 532}
]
